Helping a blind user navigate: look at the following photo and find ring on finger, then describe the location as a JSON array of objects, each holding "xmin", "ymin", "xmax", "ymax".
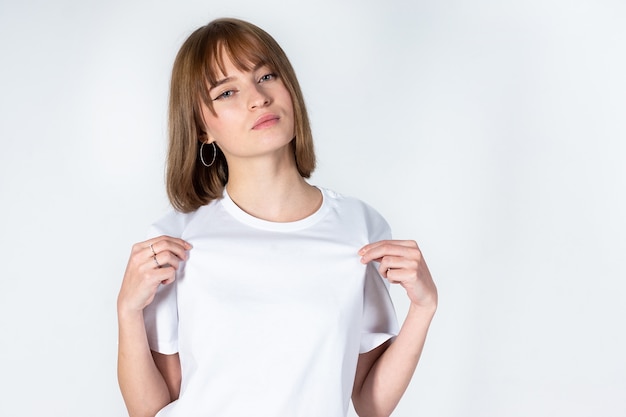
[
  {"xmin": 153, "ymin": 254, "xmax": 160, "ymax": 267},
  {"xmin": 149, "ymin": 243, "xmax": 157, "ymax": 256}
]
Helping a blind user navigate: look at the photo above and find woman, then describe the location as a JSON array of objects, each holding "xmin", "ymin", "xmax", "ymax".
[{"xmin": 117, "ymin": 17, "xmax": 437, "ymax": 417}]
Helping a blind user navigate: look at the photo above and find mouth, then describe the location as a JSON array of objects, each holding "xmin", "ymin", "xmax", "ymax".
[{"xmin": 252, "ymin": 113, "xmax": 280, "ymax": 130}]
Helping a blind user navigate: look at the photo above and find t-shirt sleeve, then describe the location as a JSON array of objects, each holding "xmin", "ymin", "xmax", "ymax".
[
  {"xmin": 142, "ymin": 216, "xmax": 182, "ymax": 355},
  {"xmin": 360, "ymin": 264, "xmax": 400, "ymax": 353},
  {"xmin": 144, "ymin": 277, "xmax": 179, "ymax": 354},
  {"xmin": 359, "ymin": 207, "xmax": 400, "ymax": 353}
]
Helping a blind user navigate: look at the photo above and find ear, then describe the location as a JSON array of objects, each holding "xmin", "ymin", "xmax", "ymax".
[
  {"xmin": 197, "ymin": 131, "xmax": 214, "ymax": 145},
  {"xmin": 197, "ymin": 106, "xmax": 216, "ymax": 144}
]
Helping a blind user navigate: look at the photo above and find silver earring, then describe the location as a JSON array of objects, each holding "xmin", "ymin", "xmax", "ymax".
[{"xmin": 200, "ymin": 142, "xmax": 217, "ymax": 167}]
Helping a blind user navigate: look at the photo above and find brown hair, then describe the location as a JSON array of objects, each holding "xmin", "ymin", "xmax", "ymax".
[{"xmin": 166, "ymin": 18, "xmax": 316, "ymax": 213}]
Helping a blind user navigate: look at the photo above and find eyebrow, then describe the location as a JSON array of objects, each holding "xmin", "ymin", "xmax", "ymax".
[
  {"xmin": 208, "ymin": 62, "xmax": 267, "ymax": 92},
  {"xmin": 209, "ymin": 77, "xmax": 232, "ymax": 92}
]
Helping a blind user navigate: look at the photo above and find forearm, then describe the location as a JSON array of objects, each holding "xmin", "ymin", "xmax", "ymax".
[
  {"xmin": 117, "ymin": 308, "xmax": 172, "ymax": 417},
  {"xmin": 356, "ymin": 304, "xmax": 436, "ymax": 417}
]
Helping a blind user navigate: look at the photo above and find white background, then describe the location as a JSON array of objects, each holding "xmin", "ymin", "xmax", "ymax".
[{"xmin": 1, "ymin": 0, "xmax": 625, "ymax": 416}]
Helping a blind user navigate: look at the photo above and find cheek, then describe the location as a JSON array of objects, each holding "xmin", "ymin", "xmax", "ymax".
[
  {"xmin": 199, "ymin": 106, "xmax": 216, "ymax": 135},
  {"xmin": 282, "ymin": 92, "xmax": 295, "ymax": 119},
  {"xmin": 203, "ymin": 111, "xmax": 235, "ymax": 140},
  {"xmin": 282, "ymin": 89, "xmax": 294, "ymax": 108}
]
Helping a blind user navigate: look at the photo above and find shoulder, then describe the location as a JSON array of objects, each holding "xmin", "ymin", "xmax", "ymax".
[
  {"xmin": 320, "ymin": 187, "xmax": 387, "ymax": 222},
  {"xmin": 146, "ymin": 204, "xmax": 211, "ymax": 239},
  {"xmin": 319, "ymin": 187, "xmax": 392, "ymax": 240}
]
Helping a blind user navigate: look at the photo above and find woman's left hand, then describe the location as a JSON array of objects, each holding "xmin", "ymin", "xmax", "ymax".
[{"xmin": 359, "ymin": 240, "xmax": 438, "ymax": 309}]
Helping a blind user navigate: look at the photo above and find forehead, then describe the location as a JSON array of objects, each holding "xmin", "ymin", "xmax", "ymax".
[
  {"xmin": 210, "ymin": 51, "xmax": 260, "ymax": 80},
  {"xmin": 205, "ymin": 40, "xmax": 269, "ymax": 86}
]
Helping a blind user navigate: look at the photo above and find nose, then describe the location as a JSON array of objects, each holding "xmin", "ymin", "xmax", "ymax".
[{"xmin": 248, "ymin": 85, "xmax": 271, "ymax": 109}]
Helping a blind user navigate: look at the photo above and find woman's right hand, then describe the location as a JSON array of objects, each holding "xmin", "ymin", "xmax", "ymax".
[{"xmin": 117, "ymin": 236, "xmax": 192, "ymax": 314}]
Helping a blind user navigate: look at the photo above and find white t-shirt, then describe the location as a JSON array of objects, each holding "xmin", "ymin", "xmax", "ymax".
[{"xmin": 144, "ymin": 187, "xmax": 399, "ymax": 417}]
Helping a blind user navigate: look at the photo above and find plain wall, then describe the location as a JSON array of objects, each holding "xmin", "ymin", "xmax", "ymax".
[{"xmin": 0, "ymin": 0, "xmax": 625, "ymax": 416}]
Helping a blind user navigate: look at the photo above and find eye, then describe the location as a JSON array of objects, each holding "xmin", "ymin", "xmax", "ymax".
[
  {"xmin": 258, "ymin": 73, "xmax": 276, "ymax": 83},
  {"xmin": 213, "ymin": 89, "xmax": 236, "ymax": 101}
]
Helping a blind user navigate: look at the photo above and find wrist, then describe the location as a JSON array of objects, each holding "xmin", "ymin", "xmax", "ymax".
[
  {"xmin": 117, "ymin": 299, "xmax": 145, "ymax": 322},
  {"xmin": 408, "ymin": 301, "xmax": 437, "ymax": 317}
]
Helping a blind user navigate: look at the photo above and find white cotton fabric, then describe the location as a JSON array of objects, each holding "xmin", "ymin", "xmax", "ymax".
[{"xmin": 144, "ymin": 187, "xmax": 399, "ymax": 417}]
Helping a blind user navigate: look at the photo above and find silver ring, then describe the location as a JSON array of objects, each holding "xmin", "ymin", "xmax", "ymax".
[
  {"xmin": 153, "ymin": 255, "xmax": 160, "ymax": 267},
  {"xmin": 149, "ymin": 243, "xmax": 157, "ymax": 256}
]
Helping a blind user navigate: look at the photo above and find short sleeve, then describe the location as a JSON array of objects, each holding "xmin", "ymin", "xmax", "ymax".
[
  {"xmin": 142, "ymin": 215, "xmax": 184, "ymax": 354},
  {"xmin": 360, "ymin": 263, "xmax": 399, "ymax": 353},
  {"xmin": 359, "ymin": 206, "xmax": 399, "ymax": 353},
  {"xmin": 144, "ymin": 279, "xmax": 179, "ymax": 354}
]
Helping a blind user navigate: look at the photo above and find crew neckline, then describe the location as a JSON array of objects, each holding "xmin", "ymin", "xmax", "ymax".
[{"xmin": 220, "ymin": 187, "xmax": 329, "ymax": 232}]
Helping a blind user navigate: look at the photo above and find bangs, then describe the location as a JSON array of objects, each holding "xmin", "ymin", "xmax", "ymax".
[{"xmin": 197, "ymin": 28, "xmax": 278, "ymax": 112}]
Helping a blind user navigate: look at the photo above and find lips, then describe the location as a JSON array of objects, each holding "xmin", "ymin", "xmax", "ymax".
[{"xmin": 252, "ymin": 113, "xmax": 280, "ymax": 130}]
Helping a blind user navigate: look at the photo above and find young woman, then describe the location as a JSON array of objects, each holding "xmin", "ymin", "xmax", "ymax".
[{"xmin": 117, "ymin": 17, "xmax": 437, "ymax": 417}]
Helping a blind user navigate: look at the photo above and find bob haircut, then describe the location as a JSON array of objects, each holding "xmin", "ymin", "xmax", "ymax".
[{"xmin": 166, "ymin": 17, "xmax": 316, "ymax": 213}]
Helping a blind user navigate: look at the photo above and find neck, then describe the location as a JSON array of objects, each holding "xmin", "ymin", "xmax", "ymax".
[{"xmin": 225, "ymin": 153, "xmax": 321, "ymax": 222}]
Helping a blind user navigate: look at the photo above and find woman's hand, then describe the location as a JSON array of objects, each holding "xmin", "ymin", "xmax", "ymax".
[
  {"xmin": 359, "ymin": 240, "xmax": 437, "ymax": 309},
  {"xmin": 354, "ymin": 240, "xmax": 437, "ymax": 415},
  {"xmin": 117, "ymin": 236, "xmax": 192, "ymax": 314}
]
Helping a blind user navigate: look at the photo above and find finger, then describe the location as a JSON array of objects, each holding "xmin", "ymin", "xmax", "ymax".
[
  {"xmin": 378, "ymin": 255, "xmax": 418, "ymax": 272},
  {"xmin": 136, "ymin": 236, "xmax": 192, "ymax": 256},
  {"xmin": 148, "ymin": 238, "xmax": 191, "ymax": 261},
  {"xmin": 155, "ymin": 267, "xmax": 177, "ymax": 285},
  {"xmin": 137, "ymin": 257, "xmax": 178, "ymax": 286},
  {"xmin": 152, "ymin": 251, "xmax": 183, "ymax": 271},
  {"xmin": 359, "ymin": 240, "xmax": 420, "ymax": 264},
  {"xmin": 359, "ymin": 239, "xmax": 418, "ymax": 254},
  {"xmin": 378, "ymin": 257, "xmax": 419, "ymax": 280},
  {"xmin": 147, "ymin": 235, "xmax": 192, "ymax": 248},
  {"xmin": 132, "ymin": 238, "xmax": 191, "ymax": 270},
  {"xmin": 384, "ymin": 267, "xmax": 413, "ymax": 284}
]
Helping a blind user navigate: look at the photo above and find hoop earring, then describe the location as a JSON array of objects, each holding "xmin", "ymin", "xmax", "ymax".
[{"xmin": 200, "ymin": 141, "xmax": 217, "ymax": 167}]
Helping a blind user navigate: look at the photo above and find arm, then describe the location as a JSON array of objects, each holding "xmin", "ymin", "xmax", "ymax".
[
  {"xmin": 152, "ymin": 351, "xmax": 182, "ymax": 402},
  {"xmin": 352, "ymin": 240, "xmax": 437, "ymax": 417},
  {"xmin": 117, "ymin": 236, "xmax": 190, "ymax": 417}
]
